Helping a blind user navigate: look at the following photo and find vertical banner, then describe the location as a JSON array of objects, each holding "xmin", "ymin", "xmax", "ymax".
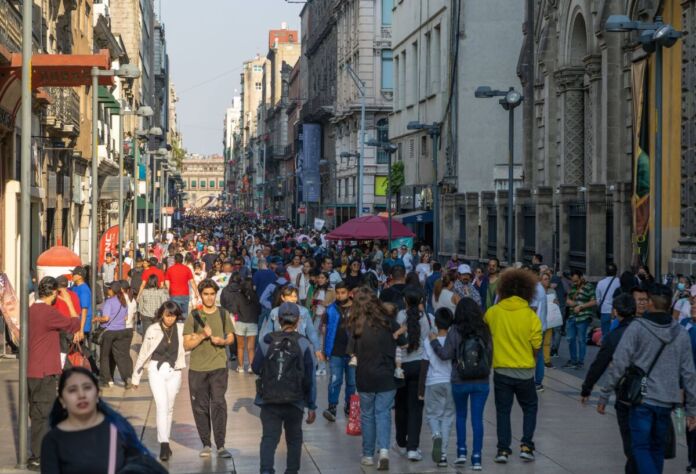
[
  {"xmin": 631, "ymin": 60, "xmax": 650, "ymax": 265},
  {"xmin": 98, "ymin": 225, "xmax": 119, "ymax": 267},
  {"xmin": 303, "ymin": 123, "xmax": 321, "ymax": 203}
]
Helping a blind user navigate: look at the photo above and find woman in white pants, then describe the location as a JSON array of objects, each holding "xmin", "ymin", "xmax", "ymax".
[{"xmin": 132, "ymin": 301, "xmax": 186, "ymax": 461}]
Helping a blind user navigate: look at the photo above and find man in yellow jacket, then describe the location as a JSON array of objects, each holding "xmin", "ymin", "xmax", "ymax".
[{"xmin": 484, "ymin": 268, "xmax": 543, "ymax": 465}]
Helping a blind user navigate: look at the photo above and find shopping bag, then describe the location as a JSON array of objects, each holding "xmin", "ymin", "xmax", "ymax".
[
  {"xmin": 66, "ymin": 342, "xmax": 92, "ymax": 370},
  {"xmin": 346, "ymin": 393, "xmax": 361, "ymax": 436}
]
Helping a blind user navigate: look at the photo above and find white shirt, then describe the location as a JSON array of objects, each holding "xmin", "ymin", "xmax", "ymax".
[
  {"xmin": 286, "ymin": 265, "xmax": 303, "ymax": 285},
  {"xmin": 422, "ymin": 335, "xmax": 452, "ymax": 386},
  {"xmin": 530, "ymin": 282, "xmax": 548, "ymax": 331},
  {"xmin": 415, "ymin": 263, "xmax": 431, "ymax": 285},
  {"xmin": 401, "ymin": 253, "xmax": 414, "ymax": 272},
  {"xmin": 433, "ymin": 288, "xmax": 457, "ymax": 314},
  {"xmin": 595, "ymin": 276, "xmax": 620, "ymax": 314},
  {"xmin": 396, "ymin": 310, "xmax": 436, "ymax": 363},
  {"xmin": 674, "ymin": 298, "xmax": 692, "ymax": 322}
]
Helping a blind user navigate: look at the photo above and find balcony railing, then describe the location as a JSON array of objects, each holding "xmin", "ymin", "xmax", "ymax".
[
  {"xmin": 0, "ymin": 0, "xmax": 22, "ymax": 52},
  {"xmin": 44, "ymin": 87, "xmax": 80, "ymax": 136}
]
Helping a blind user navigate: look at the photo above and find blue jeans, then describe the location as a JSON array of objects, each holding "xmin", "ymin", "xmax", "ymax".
[
  {"xmin": 566, "ymin": 318, "xmax": 589, "ymax": 364},
  {"xmin": 170, "ymin": 295, "xmax": 189, "ymax": 320},
  {"xmin": 452, "ymin": 383, "xmax": 490, "ymax": 459},
  {"xmin": 328, "ymin": 355, "xmax": 356, "ymax": 407},
  {"xmin": 359, "ymin": 390, "xmax": 396, "ymax": 457},
  {"xmin": 629, "ymin": 404, "xmax": 672, "ymax": 474},
  {"xmin": 600, "ymin": 313, "xmax": 612, "ymax": 342},
  {"xmin": 534, "ymin": 348, "xmax": 544, "ymax": 385}
]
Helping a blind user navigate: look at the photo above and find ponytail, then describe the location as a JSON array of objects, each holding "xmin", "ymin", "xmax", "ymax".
[{"xmin": 403, "ymin": 286, "xmax": 423, "ymax": 353}]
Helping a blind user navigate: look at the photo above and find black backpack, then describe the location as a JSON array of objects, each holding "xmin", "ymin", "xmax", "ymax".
[
  {"xmin": 257, "ymin": 332, "xmax": 305, "ymax": 404},
  {"xmin": 456, "ymin": 334, "xmax": 491, "ymax": 380}
]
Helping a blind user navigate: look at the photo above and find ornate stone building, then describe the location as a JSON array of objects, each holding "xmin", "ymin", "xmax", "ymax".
[{"xmin": 180, "ymin": 155, "xmax": 225, "ymax": 209}]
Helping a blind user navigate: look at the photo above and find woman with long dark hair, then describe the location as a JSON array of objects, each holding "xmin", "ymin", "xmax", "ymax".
[
  {"xmin": 132, "ymin": 301, "xmax": 186, "ymax": 461},
  {"xmin": 430, "ymin": 298, "xmax": 492, "ymax": 469},
  {"xmin": 40, "ymin": 367, "xmax": 158, "ymax": 473},
  {"xmin": 220, "ymin": 273, "xmax": 261, "ymax": 373},
  {"xmin": 95, "ymin": 282, "xmax": 133, "ymax": 389},
  {"xmin": 348, "ymin": 287, "xmax": 406, "ymax": 470},
  {"xmin": 393, "ymin": 286, "xmax": 435, "ymax": 461},
  {"xmin": 433, "ymin": 272, "xmax": 460, "ymax": 313}
]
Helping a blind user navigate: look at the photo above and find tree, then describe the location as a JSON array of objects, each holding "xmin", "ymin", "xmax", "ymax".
[
  {"xmin": 170, "ymin": 137, "xmax": 186, "ymax": 171},
  {"xmin": 387, "ymin": 161, "xmax": 404, "ymax": 213}
]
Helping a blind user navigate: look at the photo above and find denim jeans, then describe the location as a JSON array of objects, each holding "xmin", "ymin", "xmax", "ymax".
[
  {"xmin": 600, "ymin": 313, "xmax": 612, "ymax": 342},
  {"xmin": 359, "ymin": 390, "xmax": 396, "ymax": 457},
  {"xmin": 493, "ymin": 372, "xmax": 538, "ymax": 451},
  {"xmin": 452, "ymin": 383, "xmax": 490, "ymax": 458},
  {"xmin": 328, "ymin": 355, "xmax": 356, "ymax": 407},
  {"xmin": 170, "ymin": 295, "xmax": 190, "ymax": 319},
  {"xmin": 534, "ymin": 348, "xmax": 544, "ymax": 385},
  {"xmin": 629, "ymin": 403, "xmax": 672, "ymax": 474},
  {"xmin": 566, "ymin": 318, "xmax": 590, "ymax": 364}
]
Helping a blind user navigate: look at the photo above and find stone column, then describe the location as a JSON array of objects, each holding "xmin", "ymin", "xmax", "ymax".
[
  {"xmin": 584, "ymin": 54, "xmax": 602, "ymax": 184},
  {"xmin": 555, "ymin": 67, "xmax": 586, "ymax": 186},
  {"xmin": 496, "ymin": 190, "xmax": 509, "ymax": 263},
  {"xmin": 480, "ymin": 192, "xmax": 496, "ymax": 261},
  {"xmin": 535, "ymin": 186, "xmax": 554, "ymax": 267},
  {"xmin": 464, "ymin": 192, "xmax": 480, "ymax": 261},
  {"xmin": 515, "ymin": 187, "xmax": 531, "ymax": 263},
  {"xmin": 441, "ymin": 193, "xmax": 457, "ymax": 257},
  {"xmin": 585, "ymin": 184, "xmax": 607, "ymax": 277},
  {"xmin": 558, "ymin": 185, "xmax": 579, "ymax": 271},
  {"xmin": 613, "ymin": 182, "xmax": 633, "ymax": 272}
]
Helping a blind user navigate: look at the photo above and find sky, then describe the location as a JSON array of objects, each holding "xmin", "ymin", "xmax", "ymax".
[{"xmin": 160, "ymin": 0, "xmax": 303, "ymax": 156}]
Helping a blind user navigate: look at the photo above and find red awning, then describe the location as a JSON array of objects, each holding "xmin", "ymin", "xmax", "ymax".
[
  {"xmin": 325, "ymin": 216, "xmax": 415, "ymax": 241},
  {"xmin": 7, "ymin": 49, "xmax": 113, "ymax": 88}
]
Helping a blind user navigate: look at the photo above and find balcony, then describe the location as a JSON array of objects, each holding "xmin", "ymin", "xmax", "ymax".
[
  {"xmin": 44, "ymin": 87, "xmax": 81, "ymax": 136},
  {"xmin": 0, "ymin": 0, "xmax": 22, "ymax": 52}
]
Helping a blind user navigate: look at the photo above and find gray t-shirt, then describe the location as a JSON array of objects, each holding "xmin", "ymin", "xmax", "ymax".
[{"xmin": 396, "ymin": 310, "xmax": 436, "ymax": 364}]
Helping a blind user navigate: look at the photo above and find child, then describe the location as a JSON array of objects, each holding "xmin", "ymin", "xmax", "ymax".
[
  {"xmin": 252, "ymin": 303, "xmax": 317, "ymax": 474},
  {"xmin": 419, "ymin": 308, "xmax": 455, "ymax": 467}
]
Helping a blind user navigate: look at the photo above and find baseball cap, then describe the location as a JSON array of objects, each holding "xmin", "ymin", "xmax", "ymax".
[
  {"xmin": 71, "ymin": 266, "xmax": 87, "ymax": 279},
  {"xmin": 278, "ymin": 302, "xmax": 300, "ymax": 324},
  {"xmin": 457, "ymin": 264, "xmax": 472, "ymax": 275}
]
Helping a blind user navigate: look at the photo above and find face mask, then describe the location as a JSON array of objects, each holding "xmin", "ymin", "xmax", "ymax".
[{"xmin": 678, "ymin": 283, "xmax": 686, "ymax": 291}]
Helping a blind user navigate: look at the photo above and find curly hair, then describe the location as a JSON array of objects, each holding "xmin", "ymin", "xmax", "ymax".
[
  {"xmin": 349, "ymin": 287, "xmax": 391, "ymax": 337},
  {"xmin": 496, "ymin": 268, "xmax": 537, "ymax": 302}
]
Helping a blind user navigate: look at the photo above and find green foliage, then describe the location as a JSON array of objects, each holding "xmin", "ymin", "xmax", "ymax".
[
  {"xmin": 387, "ymin": 160, "xmax": 405, "ymax": 195},
  {"xmin": 171, "ymin": 138, "xmax": 186, "ymax": 171}
]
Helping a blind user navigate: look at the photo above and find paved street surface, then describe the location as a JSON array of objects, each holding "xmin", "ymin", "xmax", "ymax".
[{"xmin": 0, "ymin": 342, "xmax": 690, "ymax": 474}]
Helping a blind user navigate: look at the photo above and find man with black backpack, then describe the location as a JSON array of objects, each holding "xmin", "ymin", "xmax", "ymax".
[
  {"xmin": 252, "ymin": 302, "xmax": 317, "ymax": 474},
  {"xmin": 598, "ymin": 283, "xmax": 696, "ymax": 473}
]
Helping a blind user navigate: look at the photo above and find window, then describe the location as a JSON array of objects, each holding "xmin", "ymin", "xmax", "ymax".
[
  {"xmin": 210, "ymin": 180, "xmax": 215, "ymax": 188},
  {"xmin": 381, "ymin": 50, "xmax": 393, "ymax": 90},
  {"xmin": 253, "ymin": 65, "xmax": 263, "ymax": 72},
  {"xmin": 351, "ymin": 177, "xmax": 356, "ymax": 197},
  {"xmin": 338, "ymin": 180, "xmax": 342, "ymax": 198},
  {"xmin": 381, "ymin": 0, "xmax": 393, "ymax": 26},
  {"xmin": 411, "ymin": 41, "xmax": 418, "ymax": 104},
  {"xmin": 200, "ymin": 179, "xmax": 206, "ymax": 188},
  {"xmin": 376, "ymin": 119, "xmax": 389, "ymax": 164},
  {"xmin": 433, "ymin": 25, "xmax": 442, "ymax": 93},
  {"xmin": 425, "ymin": 32, "xmax": 431, "ymax": 97},
  {"xmin": 219, "ymin": 180, "xmax": 224, "ymax": 188},
  {"xmin": 255, "ymin": 82, "xmax": 262, "ymax": 91},
  {"xmin": 394, "ymin": 55, "xmax": 400, "ymax": 106},
  {"xmin": 400, "ymin": 51, "xmax": 406, "ymax": 108},
  {"xmin": 190, "ymin": 180, "xmax": 196, "ymax": 188}
]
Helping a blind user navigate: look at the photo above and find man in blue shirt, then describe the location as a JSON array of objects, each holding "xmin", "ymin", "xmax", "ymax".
[
  {"xmin": 71, "ymin": 266, "xmax": 92, "ymax": 337},
  {"xmin": 253, "ymin": 260, "xmax": 277, "ymax": 299}
]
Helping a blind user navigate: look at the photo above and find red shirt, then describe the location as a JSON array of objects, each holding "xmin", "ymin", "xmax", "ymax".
[
  {"xmin": 54, "ymin": 289, "xmax": 81, "ymax": 319},
  {"xmin": 28, "ymin": 302, "xmax": 81, "ymax": 378},
  {"xmin": 142, "ymin": 266, "xmax": 165, "ymax": 287},
  {"xmin": 165, "ymin": 263, "xmax": 194, "ymax": 296}
]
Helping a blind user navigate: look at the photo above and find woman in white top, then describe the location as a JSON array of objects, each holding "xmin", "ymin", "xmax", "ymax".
[
  {"xmin": 132, "ymin": 301, "xmax": 186, "ymax": 462},
  {"xmin": 432, "ymin": 273, "xmax": 460, "ymax": 314},
  {"xmin": 415, "ymin": 254, "xmax": 432, "ymax": 286},
  {"xmin": 119, "ymin": 280, "xmax": 138, "ymax": 330},
  {"xmin": 296, "ymin": 260, "xmax": 312, "ymax": 305},
  {"xmin": 286, "ymin": 254, "xmax": 304, "ymax": 287}
]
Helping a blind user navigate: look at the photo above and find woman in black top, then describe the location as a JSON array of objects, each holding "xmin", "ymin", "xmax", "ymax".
[
  {"xmin": 348, "ymin": 287, "xmax": 407, "ymax": 470},
  {"xmin": 220, "ymin": 273, "xmax": 261, "ymax": 372},
  {"xmin": 344, "ymin": 259, "xmax": 364, "ymax": 290},
  {"xmin": 40, "ymin": 367, "xmax": 154, "ymax": 474}
]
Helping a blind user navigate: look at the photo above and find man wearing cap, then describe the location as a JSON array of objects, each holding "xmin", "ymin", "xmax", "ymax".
[
  {"xmin": 454, "ymin": 264, "xmax": 482, "ymax": 307},
  {"xmin": 71, "ymin": 267, "xmax": 92, "ymax": 339},
  {"xmin": 102, "ymin": 253, "xmax": 117, "ymax": 286}
]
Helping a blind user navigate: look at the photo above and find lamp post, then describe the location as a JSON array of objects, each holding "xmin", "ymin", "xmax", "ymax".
[
  {"xmin": 141, "ymin": 128, "xmax": 163, "ymax": 257},
  {"xmin": 407, "ymin": 121, "xmax": 442, "ymax": 259},
  {"xmin": 474, "ymin": 86, "xmax": 523, "ymax": 266},
  {"xmin": 90, "ymin": 64, "xmax": 140, "ymax": 322},
  {"xmin": 367, "ymin": 139, "xmax": 398, "ymax": 246},
  {"xmin": 605, "ymin": 15, "xmax": 684, "ymax": 280},
  {"xmin": 151, "ymin": 148, "xmax": 168, "ymax": 238},
  {"xmin": 345, "ymin": 64, "xmax": 366, "ymax": 216}
]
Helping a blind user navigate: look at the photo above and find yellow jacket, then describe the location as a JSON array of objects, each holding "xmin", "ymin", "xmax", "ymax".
[{"xmin": 484, "ymin": 296, "xmax": 543, "ymax": 369}]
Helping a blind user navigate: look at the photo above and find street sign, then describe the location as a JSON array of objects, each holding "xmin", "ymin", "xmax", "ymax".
[
  {"xmin": 362, "ymin": 207, "xmax": 370, "ymax": 214},
  {"xmin": 325, "ymin": 208, "xmax": 335, "ymax": 217}
]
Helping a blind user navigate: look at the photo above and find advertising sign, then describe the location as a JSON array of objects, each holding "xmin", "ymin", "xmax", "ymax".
[
  {"xmin": 303, "ymin": 123, "xmax": 321, "ymax": 203},
  {"xmin": 98, "ymin": 225, "xmax": 119, "ymax": 267},
  {"xmin": 375, "ymin": 176, "xmax": 388, "ymax": 197}
]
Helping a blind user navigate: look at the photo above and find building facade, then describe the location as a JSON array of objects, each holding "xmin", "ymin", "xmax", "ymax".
[
  {"xmin": 180, "ymin": 154, "xmax": 225, "ymax": 209},
  {"xmin": 239, "ymin": 55, "xmax": 265, "ymax": 211}
]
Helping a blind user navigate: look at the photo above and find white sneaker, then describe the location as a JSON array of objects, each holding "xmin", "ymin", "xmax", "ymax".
[
  {"xmin": 392, "ymin": 443, "xmax": 407, "ymax": 456},
  {"xmin": 360, "ymin": 456, "xmax": 374, "ymax": 466},
  {"xmin": 246, "ymin": 367, "xmax": 253, "ymax": 374},
  {"xmin": 377, "ymin": 449, "xmax": 389, "ymax": 471},
  {"xmin": 407, "ymin": 449, "xmax": 423, "ymax": 461},
  {"xmin": 235, "ymin": 366, "xmax": 244, "ymax": 373}
]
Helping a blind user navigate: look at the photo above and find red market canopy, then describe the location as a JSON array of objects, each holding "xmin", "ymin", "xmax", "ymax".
[{"xmin": 325, "ymin": 216, "xmax": 415, "ymax": 241}]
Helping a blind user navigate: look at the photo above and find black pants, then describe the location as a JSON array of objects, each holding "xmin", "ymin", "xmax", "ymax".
[
  {"xmin": 615, "ymin": 402, "xmax": 638, "ymax": 474},
  {"xmin": 260, "ymin": 404, "xmax": 304, "ymax": 474},
  {"xmin": 394, "ymin": 360, "xmax": 424, "ymax": 451},
  {"xmin": 189, "ymin": 368, "xmax": 229, "ymax": 448},
  {"xmin": 28, "ymin": 376, "xmax": 58, "ymax": 458},
  {"xmin": 493, "ymin": 372, "xmax": 538, "ymax": 451},
  {"xmin": 99, "ymin": 329, "xmax": 133, "ymax": 384}
]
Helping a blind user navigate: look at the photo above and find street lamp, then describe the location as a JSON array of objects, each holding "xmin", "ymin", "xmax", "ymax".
[
  {"xmin": 605, "ymin": 15, "xmax": 685, "ymax": 280},
  {"xmin": 474, "ymin": 86, "xmax": 523, "ymax": 266},
  {"xmin": 406, "ymin": 121, "xmax": 442, "ymax": 260},
  {"xmin": 366, "ymin": 139, "xmax": 398, "ymax": 245},
  {"xmin": 344, "ymin": 64, "xmax": 366, "ymax": 216},
  {"xmin": 90, "ymin": 64, "xmax": 141, "ymax": 323}
]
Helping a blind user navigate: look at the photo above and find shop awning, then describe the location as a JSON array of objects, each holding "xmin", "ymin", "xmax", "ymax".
[
  {"xmin": 394, "ymin": 210, "xmax": 433, "ymax": 224},
  {"xmin": 136, "ymin": 196, "xmax": 154, "ymax": 210},
  {"xmin": 98, "ymin": 86, "xmax": 120, "ymax": 113},
  {"xmin": 99, "ymin": 176, "xmax": 133, "ymax": 200}
]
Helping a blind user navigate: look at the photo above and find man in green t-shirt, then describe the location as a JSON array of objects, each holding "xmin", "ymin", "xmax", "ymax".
[
  {"xmin": 183, "ymin": 279, "xmax": 234, "ymax": 458},
  {"xmin": 563, "ymin": 269, "xmax": 596, "ymax": 369}
]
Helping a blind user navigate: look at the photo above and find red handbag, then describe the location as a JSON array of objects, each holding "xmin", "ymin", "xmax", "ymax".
[
  {"xmin": 66, "ymin": 342, "xmax": 91, "ymax": 370},
  {"xmin": 346, "ymin": 393, "xmax": 362, "ymax": 436}
]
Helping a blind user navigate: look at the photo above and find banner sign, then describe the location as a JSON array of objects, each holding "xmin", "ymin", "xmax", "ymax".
[
  {"xmin": 390, "ymin": 237, "xmax": 414, "ymax": 251},
  {"xmin": 98, "ymin": 225, "xmax": 119, "ymax": 267},
  {"xmin": 314, "ymin": 218, "xmax": 326, "ymax": 231},
  {"xmin": 303, "ymin": 123, "xmax": 321, "ymax": 203}
]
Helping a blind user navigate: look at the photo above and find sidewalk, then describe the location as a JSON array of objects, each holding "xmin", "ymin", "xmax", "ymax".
[{"xmin": 0, "ymin": 349, "xmax": 691, "ymax": 473}]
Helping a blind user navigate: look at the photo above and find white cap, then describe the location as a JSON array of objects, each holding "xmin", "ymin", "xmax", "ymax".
[{"xmin": 457, "ymin": 264, "xmax": 472, "ymax": 275}]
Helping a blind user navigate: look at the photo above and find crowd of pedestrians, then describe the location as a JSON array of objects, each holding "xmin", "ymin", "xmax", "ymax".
[{"xmin": 22, "ymin": 209, "xmax": 696, "ymax": 474}]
